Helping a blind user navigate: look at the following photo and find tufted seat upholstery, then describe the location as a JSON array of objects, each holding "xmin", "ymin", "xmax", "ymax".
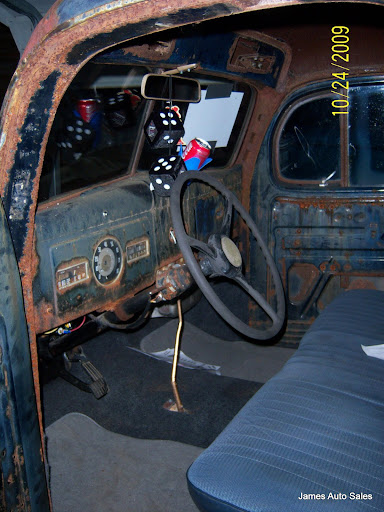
[{"xmin": 187, "ymin": 290, "xmax": 384, "ymax": 511}]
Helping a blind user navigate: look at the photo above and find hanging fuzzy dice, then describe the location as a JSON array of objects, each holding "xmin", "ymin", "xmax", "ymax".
[
  {"xmin": 144, "ymin": 108, "xmax": 185, "ymax": 149},
  {"xmin": 149, "ymin": 155, "xmax": 186, "ymax": 196}
]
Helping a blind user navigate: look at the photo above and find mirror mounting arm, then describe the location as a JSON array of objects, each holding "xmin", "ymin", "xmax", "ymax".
[{"xmin": 162, "ymin": 63, "xmax": 198, "ymax": 75}]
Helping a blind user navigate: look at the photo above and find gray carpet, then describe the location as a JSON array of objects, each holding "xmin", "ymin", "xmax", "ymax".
[
  {"xmin": 43, "ymin": 331, "xmax": 262, "ymax": 447},
  {"xmin": 46, "ymin": 412, "xmax": 202, "ymax": 512},
  {"xmin": 44, "ymin": 319, "xmax": 296, "ymax": 511},
  {"xmin": 140, "ymin": 320, "xmax": 295, "ymax": 383}
]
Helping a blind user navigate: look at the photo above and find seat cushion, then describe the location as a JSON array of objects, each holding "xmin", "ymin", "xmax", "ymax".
[
  {"xmin": 187, "ymin": 290, "xmax": 384, "ymax": 512},
  {"xmin": 305, "ymin": 289, "xmax": 384, "ymax": 342}
]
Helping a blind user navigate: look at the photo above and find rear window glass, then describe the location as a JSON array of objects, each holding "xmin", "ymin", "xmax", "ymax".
[
  {"xmin": 349, "ymin": 84, "xmax": 384, "ymax": 187},
  {"xmin": 278, "ymin": 96, "xmax": 340, "ymax": 184},
  {"xmin": 275, "ymin": 83, "xmax": 384, "ymax": 189},
  {"xmin": 138, "ymin": 76, "xmax": 251, "ymax": 171}
]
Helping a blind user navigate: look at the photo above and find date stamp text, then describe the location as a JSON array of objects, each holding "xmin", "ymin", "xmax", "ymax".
[{"xmin": 331, "ymin": 26, "xmax": 350, "ymax": 116}]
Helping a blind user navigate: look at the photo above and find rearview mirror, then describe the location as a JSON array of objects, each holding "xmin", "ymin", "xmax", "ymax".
[{"xmin": 141, "ymin": 74, "xmax": 201, "ymax": 103}]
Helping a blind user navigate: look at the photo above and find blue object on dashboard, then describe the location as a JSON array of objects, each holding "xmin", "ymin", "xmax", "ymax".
[{"xmin": 184, "ymin": 157, "xmax": 213, "ymax": 171}]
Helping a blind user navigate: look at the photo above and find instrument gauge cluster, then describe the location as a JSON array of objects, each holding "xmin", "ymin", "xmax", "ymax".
[{"xmin": 93, "ymin": 237, "xmax": 123, "ymax": 285}]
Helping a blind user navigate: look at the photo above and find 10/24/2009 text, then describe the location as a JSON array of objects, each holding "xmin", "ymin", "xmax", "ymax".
[{"xmin": 331, "ymin": 26, "xmax": 350, "ymax": 116}]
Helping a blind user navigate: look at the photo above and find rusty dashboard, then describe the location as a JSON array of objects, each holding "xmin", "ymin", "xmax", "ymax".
[
  {"xmin": 33, "ymin": 176, "xmax": 167, "ymax": 333},
  {"xmin": 33, "ymin": 168, "xmax": 241, "ymax": 333}
]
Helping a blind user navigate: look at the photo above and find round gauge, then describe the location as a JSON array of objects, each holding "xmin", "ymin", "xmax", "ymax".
[{"xmin": 93, "ymin": 237, "xmax": 123, "ymax": 285}]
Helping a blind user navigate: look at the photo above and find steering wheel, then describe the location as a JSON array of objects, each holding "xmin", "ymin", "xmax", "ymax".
[{"xmin": 170, "ymin": 172, "xmax": 286, "ymax": 340}]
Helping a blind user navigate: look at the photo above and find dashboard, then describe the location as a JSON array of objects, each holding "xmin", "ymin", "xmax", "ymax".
[
  {"xmin": 33, "ymin": 168, "xmax": 242, "ymax": 333},
  {"xmin": 34, "ymin": 176, "xmax": 163, "ymax": 332}
]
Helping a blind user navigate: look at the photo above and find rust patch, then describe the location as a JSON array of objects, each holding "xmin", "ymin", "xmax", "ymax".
[
  {"xmin": 239, "ymin": 87, "xmax": 284, "ymax": 212},
  {"xmin": 156, "ymin": 260, "xmax": 193, "ymax": 301},
  {"xmin": 227, "ymin": 30, "xmax": 292, "ymax": 90},
  {"xmin": 12, "ymin": 446, "xmax": 24, "ymax": 468},
  {"xmin": 122, "ymin": 39, "xmax": 176, "ymax": 60},
  {"xmin": 35, "ymin": 265, "xmax": 163, "ymax": 332},
  {"xmin": 288, "ymin": 263, "xmax": 320, "ymax": 304},
  {"xmin": 347, "ymin": 278, "xmax": 377, "ymax": 290},
  {"xmin": 21, "ymin": 7, "xmax": 61, "ymax": 60},
  {"xmin": 277, "ymin": 196, "xmax": 384, "ymax": 211}
]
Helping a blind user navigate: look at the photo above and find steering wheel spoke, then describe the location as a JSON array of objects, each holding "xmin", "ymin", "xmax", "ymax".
[
  {"xmin": 185, "ymin": 235, "xmax": 215, "ymax": 258},
  {"xmin": 233, "ymin": 274, "xmax": 279, "ymax": 324}
]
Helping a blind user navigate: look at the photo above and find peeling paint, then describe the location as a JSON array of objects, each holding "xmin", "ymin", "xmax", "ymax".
[{"xmin": 71, "ymin": 0, "xmax": 146, "ymax": 25}]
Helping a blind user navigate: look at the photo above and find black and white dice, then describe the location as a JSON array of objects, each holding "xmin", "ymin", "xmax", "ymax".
[
  {"xmin": 149, "ymin": 155, "xmax": 186, "ymax": 196},
  {"xmin": 144, "ymin": 108, "xmax": 184, "ymax": 149}
]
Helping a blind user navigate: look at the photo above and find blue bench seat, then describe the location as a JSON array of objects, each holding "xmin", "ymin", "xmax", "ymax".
[{"xmin": 187, "ymin": 290, "xmax": 384, "ymax": 511}]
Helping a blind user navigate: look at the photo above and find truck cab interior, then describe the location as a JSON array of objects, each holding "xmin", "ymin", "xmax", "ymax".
[{"xmin": 0, "ymin": 1, "xmax": 383, "ymax": 511}]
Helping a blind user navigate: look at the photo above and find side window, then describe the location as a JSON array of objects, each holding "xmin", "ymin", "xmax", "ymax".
[
  {"xmin": 276, "ymin": 95, "xmax": 341, "ymax": 186},
  {"xmin": 275, "ymin": 83, "xmax": 384, "ymax": 189}
]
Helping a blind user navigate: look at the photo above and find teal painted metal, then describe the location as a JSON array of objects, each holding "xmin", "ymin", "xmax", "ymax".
[{"xmin": 0, "ymin": 200, "xmax": 50, "ymax": 510}]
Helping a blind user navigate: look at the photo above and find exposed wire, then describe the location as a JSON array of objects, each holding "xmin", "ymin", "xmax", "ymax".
[
  {"xmin": 43, "ymin": 316, "xmax": 86, "ymax": 336},
  {"xmin": 70, "ymin": 316, "xmax": 86, "ymax": 332},
  {"xmin": 43, "ymin": 326, "xmax": 58, "ymax": 335}
]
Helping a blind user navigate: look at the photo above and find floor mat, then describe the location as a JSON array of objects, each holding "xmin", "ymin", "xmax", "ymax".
[
  {"xmin": 43, "ymin": 331, "xmax": 262, "ymax": 447},
  {"xmin": 141, "ymin": 319, "xmax": 295, "ymax": 383},
  {"xmin": 46, "ymin": 412, "xmax": 202, "ymax": 512}
]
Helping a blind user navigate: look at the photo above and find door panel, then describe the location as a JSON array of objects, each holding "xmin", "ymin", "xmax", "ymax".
[
  {"xmin": 272, "ymin": 196, "xmax": 384, "ymax": 342},
  {"xmin": 250, "ymin": 82, "xmax": 384, "ymax": 343},
  {"xmin": 0, "ymin": 201, "xmax": 50, "ymax": 510}
]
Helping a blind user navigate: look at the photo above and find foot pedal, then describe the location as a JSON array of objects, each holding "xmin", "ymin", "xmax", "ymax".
[
  {"xmin": 59, "ymin": 348, "xmax": 109, "ymax": 399},
  {"xmin": 81, "ymin": 360, "xmax": 109, "ymax": 399}
]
